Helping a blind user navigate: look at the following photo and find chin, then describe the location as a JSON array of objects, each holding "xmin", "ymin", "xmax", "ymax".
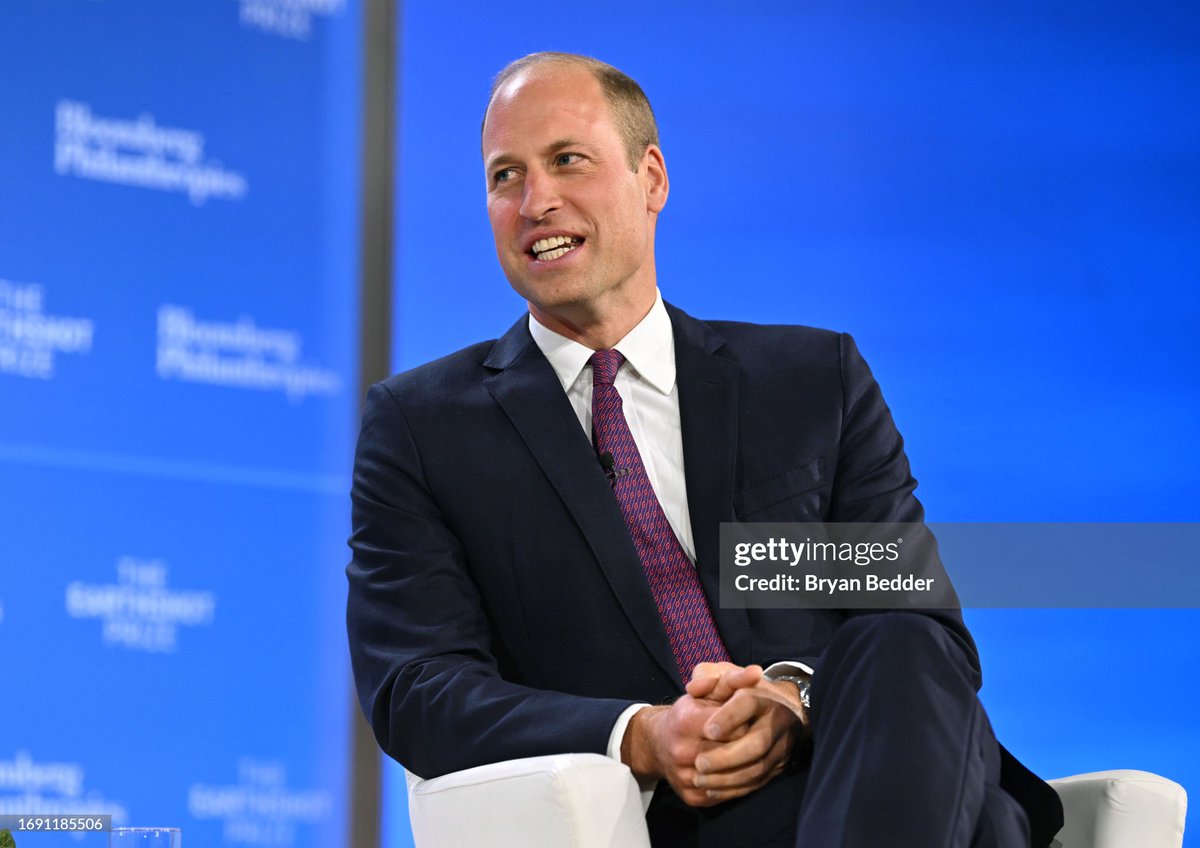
[{"xmin": 513, "ymin": 279, "xmax": 592, "ymax": 310}]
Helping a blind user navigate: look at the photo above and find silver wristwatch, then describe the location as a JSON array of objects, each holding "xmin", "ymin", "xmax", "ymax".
[{"xmin": 774, "ymin": 674, "xmax": 812, "ymax": 711}]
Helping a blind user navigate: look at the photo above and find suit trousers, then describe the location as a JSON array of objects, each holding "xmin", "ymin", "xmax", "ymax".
[{"xmin": 647, "ymin": 614, "xmax": 1030, "ymax": 848}]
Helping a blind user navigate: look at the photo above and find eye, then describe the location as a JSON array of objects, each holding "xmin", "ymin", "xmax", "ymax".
[
  {"xmin": 492, "ymin": 167, "xmax": 516, "ymax": 185},
  {"xmin": 555, "ymin": 152, "xmax": 583, "ymax": 167}
]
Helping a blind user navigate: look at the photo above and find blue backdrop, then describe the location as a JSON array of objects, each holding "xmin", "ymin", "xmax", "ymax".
[
  {"xmin": 389, "ymin": 1, "xmax": 1198, "ymax": 845},
  {"xmin": 1, "ymin": 1, "xmax": 361, "ymax": 845},
  {"xmin": 1, "ymin": 1, "xmax": 1194, "ymax": 846}
]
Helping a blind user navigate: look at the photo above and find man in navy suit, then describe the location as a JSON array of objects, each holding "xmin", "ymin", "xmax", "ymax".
[{"xmin": 347, "ymin": 52, "xmax": 1061, "ymax": 847}]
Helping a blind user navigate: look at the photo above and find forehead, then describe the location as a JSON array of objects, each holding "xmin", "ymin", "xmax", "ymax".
[{"xmin": 482, "ymin": 65, "xmax": 620, "ymax": 160}]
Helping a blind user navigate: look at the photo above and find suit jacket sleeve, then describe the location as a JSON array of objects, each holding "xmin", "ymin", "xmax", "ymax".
[
  {"xmin": 830, "ymin": 333, "xmax": 979, "ymax": 683},
  {"xmin": 346, "ymin": 381, "xmax": 635, "ymax": 779},
  {"xmin": 738, "ymin": 332, "xmax": 977, "ymax": 681}
]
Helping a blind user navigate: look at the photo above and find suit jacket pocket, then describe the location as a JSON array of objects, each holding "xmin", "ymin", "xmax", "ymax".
[{"xmin": 734, "ymin": 457, "xmax": 826, "ymax": 519}]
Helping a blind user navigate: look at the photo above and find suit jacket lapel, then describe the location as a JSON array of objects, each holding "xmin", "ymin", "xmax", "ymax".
[
  {"xmin": 668, "ymin": 304, "xmax": 754, "ymax": 664},
  {"xmin": 483, "ymin": 316, "xmax": 682, "ymax": 684}
]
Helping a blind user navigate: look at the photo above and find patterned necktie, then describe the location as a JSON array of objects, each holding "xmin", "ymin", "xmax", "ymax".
[{"xmin": 589, "ymin": 349, "xmax": 731, "ymax": 683}]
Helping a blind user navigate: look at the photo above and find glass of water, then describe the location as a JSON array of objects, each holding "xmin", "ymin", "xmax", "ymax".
[{"xmin": 109, "ymin": 827, "xmax": 181, "ymax": 847}]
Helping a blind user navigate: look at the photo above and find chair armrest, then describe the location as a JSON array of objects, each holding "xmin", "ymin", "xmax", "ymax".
[
  {"xmin": 1048, "ymin": 770, "xmax": 1187, "ymax": 848},
  {"xmin": 407, "ymin": 759, "xmax": 1188, "ymax": 848},
  {"xmin": 406, "ymin": 753, "xmax": 652, "ymax": 848}
]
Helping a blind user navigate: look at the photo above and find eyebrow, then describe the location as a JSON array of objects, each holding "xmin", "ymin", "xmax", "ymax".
[{"xmin": 485, "ymin": 137, "xmax": 594, "ymax": 173}]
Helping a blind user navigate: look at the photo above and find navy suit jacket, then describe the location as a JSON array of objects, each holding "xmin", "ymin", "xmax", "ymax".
[{"xmin": 347, "ymin": 303, "xmax": 1061, "ymax": 843}]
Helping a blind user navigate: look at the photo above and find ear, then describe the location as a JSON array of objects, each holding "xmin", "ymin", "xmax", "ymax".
[{"xmin": 640, "ymin": 145, "xmax": 669, "ymax": 213}]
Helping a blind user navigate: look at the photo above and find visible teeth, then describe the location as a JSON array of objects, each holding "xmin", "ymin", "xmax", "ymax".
[
  {"xmin": 538, "ymin": 245, "xmax": 576, "ymax": 261},
  {"xmin": 531, "ymin": 235, "xmax": 580, "ymax": 256}
]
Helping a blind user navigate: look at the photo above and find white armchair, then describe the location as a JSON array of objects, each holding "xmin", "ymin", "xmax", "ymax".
[
  {"xmin": 1050, "ymin": 770, "xmax": 1187, "ymax": 848},
  {"xmin": 405, "ymin": 754, "xmax": 1186, "ymax": 848},
  {"xmin": 406, "ymin": 754, "xmax": 650, "ymax": 848}
]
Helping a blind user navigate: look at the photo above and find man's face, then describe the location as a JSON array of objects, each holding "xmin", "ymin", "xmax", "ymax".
[{"xmin": 482, "ymin": 64, "xmax": 667, "ymax": 330}]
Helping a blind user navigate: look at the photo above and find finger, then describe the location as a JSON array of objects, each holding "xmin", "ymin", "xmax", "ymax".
[
  {"xmin": 664, "ymin": 761, "xmax": 731, "ymax": 809},
  {"xmin": 674, "ymin": 782, "xmax": 725, "ymax": 808},
  {"xmin": 701, "ymin": 676, "xmax": 806, "ymax": 724},
  {"xmin": 698, "ymin": 702, "xmax": 796, "ymax": 773},
  {"xmin": 696, "ymin": 723, "xmax": 773, "ymax": 774},
  {"xmin": 702, "ymin": 688, "xmax": 767, "ymax": 740},
  {"xmin": 685, "ymin": 667, "xmax": 763, "ymax": 701},
  {"xmin": 684, "ymin": 675, "xmax": 720, "ymax": 699},
  {"xmin": 692, "ymin": 734, "xmax": 790, "ymax": 794},
  {"xmin": 690, "ymin": 661, "xmax": 741, "ymax": 682},
  {"xmin": 671, "ymin": 732, "xmax": 785, "ymax": 808},
  {"xmin": 703, "ymin": 664, "xmax": 764, "ymax": 704},
  {"xmin": 674, "ymin": 761, "xmax": 768, "ymax": 808}
]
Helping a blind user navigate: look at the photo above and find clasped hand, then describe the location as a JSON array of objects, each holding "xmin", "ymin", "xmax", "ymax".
[{"xmin": 623, "ymin": 663, "xmax": 809, "ymax": 808}]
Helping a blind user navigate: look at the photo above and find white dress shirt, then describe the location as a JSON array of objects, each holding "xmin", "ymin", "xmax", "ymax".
[
  {"xmin": 528, "ymin": 292, "xmax": 810, "ymax": 803},
  {"xmin": 528, "ymin": 291, "xmax": 695, "ymax": 561}
]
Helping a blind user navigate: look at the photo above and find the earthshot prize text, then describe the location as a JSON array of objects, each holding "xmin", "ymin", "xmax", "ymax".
[{"xmin": 719, "ymin": 522, "xmax": 959, "ymax": 609}]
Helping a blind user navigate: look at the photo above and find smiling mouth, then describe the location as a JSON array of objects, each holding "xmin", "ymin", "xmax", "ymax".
[{"xmin": 529, "ymin": 235, "xmax": 583, "ymax": 261}]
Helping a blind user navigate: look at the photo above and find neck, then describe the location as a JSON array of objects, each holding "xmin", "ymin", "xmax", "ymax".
[{"xmin": 528, "ymin": 288, "xmax": 657, "ymax": 350}]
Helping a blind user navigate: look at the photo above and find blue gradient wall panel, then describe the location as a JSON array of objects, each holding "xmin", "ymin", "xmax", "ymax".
[
  {"xmin": 391, "ymin": 2, "xmax": 1198, "ymax": 844},
  {"xmin": 1, "ymin": 1, "xmax": 360, "ymax": 845}
]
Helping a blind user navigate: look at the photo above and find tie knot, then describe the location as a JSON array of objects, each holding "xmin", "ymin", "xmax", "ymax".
[{"xmin": 589, "ymin": 349, "xmax": 625, "ymax": 386}]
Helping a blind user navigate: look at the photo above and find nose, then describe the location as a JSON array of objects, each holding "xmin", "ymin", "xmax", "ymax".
[{"xmin": 518, "ymin": 168, "xmax": 560, "ymax": 221}]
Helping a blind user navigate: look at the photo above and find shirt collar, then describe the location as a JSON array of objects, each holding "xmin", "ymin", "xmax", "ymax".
[{"xmin": 528, "ymin": 290, "xmax": 676, "ymax": 396}]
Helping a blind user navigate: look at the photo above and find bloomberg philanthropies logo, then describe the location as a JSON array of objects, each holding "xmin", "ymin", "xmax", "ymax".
[
  {"xmin": 54, "ymin": 100, "xmax": 247, "ymax": 206},
  {"xmin": 156, "ymin": 305, "xmax": 341, "ymax": 402},
  {"xmin": 0, "ymin": 751, "xmax": 130, "ymax": 822}
]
